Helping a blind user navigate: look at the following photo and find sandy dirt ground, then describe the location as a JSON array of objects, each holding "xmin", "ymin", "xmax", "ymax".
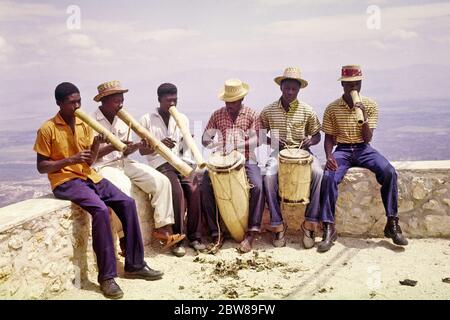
[{"xmin": 54, "ymin": 231, "xmax": 450, "ymax": 300}]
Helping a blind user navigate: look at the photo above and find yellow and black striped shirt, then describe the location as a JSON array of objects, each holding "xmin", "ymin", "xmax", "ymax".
[
  {"xmin": 260, "ymin": 99, "xmax": 321, "ymax": 146},
  {"xmin": 322, "ymin": 96, "xmax": 378, "ymax": 144}
]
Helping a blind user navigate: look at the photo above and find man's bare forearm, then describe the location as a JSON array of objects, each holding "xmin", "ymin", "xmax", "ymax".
[
  {"xmin": 324, "ymin": 134, "xmax": 335, "ymax": 158},
  {"xmin": 37, "ymin": 156, "xmax": 74, "ymax": 174},
  {"xmin": 96, "ymin": 144, "xmax": 116, "ymax": 160}
]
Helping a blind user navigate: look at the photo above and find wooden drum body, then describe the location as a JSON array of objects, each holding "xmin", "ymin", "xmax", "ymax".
[
  {"xmin": 207, "ymin": 151, "xmax": 249, "ymax": 242},
  {"xmin": 278, "ymin": 148, "xmax": 313, "ymax": 204}
]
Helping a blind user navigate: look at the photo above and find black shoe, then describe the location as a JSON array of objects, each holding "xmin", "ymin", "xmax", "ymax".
[
  {"xmin": 124, "ymin": 263, "xmax": 164, "ymax": 281},
  {"xmin": 100, "ymin": 278, "xmax": 124, "ymax": 299},
  {"xmin": 317, "ymin": 223, "xmax": 337, "ymax": 253},
  {"xmin": 384, "ymin": 217, "xmax": 408, "ymax": 246}
]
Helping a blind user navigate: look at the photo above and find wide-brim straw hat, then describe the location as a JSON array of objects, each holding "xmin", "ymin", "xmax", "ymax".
[
  {"xmin": 274, "ymin": 67, "xmax": 308, "ymax": 88},
  {"xmin": 218, "ymin": 79, "xmax": 250, "ymax": 102},
  {"xmin": 338, "ymin": 65, "xmax": 364, "ymax": 81},
  {"xmin": 94, "ymin": 80, "xmax": 129, "ymax": 102}
]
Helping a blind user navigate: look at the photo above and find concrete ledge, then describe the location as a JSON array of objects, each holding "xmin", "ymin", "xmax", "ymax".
[
  {"xmin": 0, "ymin": 160, "xmax": 449, "ymax": 299},
  {"xmin": 280, "ymin": 160, "xmax": 450, "ymax": 238},
  {"xmin": 0, "ymin": 185, "xmax": 154, "ymax": 299},
  {"xmin": 0, "ymin": 196, "xmax": 69, "ymax": 233}
]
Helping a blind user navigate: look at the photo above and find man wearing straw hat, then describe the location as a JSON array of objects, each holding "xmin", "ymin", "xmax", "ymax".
[
  {"xmin": 260, "ymin": 67, "xmax": 323, "ymax": 249},
  {"xmin": 139, "ymin": 83, "xmax": 206, "ymax": 257},
  {"xmin": 91, "ymin": 80, "xmax": 185, "ymax": 257},
  {"xmin": 201, "ymin": 79, "xmax": 265, "ymax": 253},
  {"xmin": 318, "ymin": 65, "xmax": 408, "ymax": 252},
  {"xmin": 34, "ymin": 82, "xmax": 163, "ymax": 299}
]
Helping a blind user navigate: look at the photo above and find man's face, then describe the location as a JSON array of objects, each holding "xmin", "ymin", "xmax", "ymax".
[
  {"xmin": 57, "ymin": 92, "xmax": 81, "ymax": 117},
  {"xmin": 280, "ymin": 79, "xmax": 301, "ymax": 104},
  {"xmin": 225, "ymin": 98, "xmax": 243, "ymax": 113},
  {"xmin": 342, "ymin": 80, "xmax": 362, "ymax": 95},
  {"xmin": 159, "ymin": 93, "xmax": 178, "ymax": 110},
  {"xmin": 102, "ymin": 93, "xmax": 124, "ymax": 115}
]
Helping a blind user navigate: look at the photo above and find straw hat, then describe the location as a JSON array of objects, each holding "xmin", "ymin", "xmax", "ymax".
[
  {"xmin": 338, "ymin": 65, "xmax": 364, "ymax": 81},
  {"xmin": 274, "ymin": 67, "xmax": 308, "ymax": 88},
  {"xmin": 218, "ymin": 79, "xmax": 249, "ymax": 102},
  {"xmin": 93, "ymin": 80, "xmax": 129, "ymax": 102}
]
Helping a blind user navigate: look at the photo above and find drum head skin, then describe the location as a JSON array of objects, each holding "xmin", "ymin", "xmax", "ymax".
[
  {"xmin": 207, "ymin": 150, "xmax": 245, "ymax": 172},
  {"xmin": 279, "ymin": 148, "xmax": 310, "ymax": 160}
]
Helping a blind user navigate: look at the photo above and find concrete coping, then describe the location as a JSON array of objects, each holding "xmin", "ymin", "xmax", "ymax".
[
  {"xmin": 391, "ymin": 160, "xmax": 450, "ymax": 170},
  {"xmin": 0, "ymin": 196, "xmax": 71, "ymax": 233},
  {"xmin": 0, "ymin": 160, "xmax": 449, "ymax": 234}
]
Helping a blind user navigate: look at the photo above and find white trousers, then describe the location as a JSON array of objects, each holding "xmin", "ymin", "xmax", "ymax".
[{"xmin": 98, "ymin": 159, "xmax": 175, "ymax": 234}]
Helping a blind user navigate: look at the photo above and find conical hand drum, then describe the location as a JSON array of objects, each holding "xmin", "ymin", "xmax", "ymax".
[
  {"xmin": 207, "ymin": 150, "xmax": 250, "ymax": 242},
  {"xmin": 278, "ymin": 148, "xmax": 313, "ymax": 204}
]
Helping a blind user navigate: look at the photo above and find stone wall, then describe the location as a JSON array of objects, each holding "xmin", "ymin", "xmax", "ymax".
[
  {"xmin": 280, "ymin": 161, "xmax": 450, "ymax": 237},
  {"xmin": 0, "ymin": 160, "xmax": 449, "ymax": 299},
  {"xmin": 0, "ymin": 185, "xmax": 154, "ymax": 299}
]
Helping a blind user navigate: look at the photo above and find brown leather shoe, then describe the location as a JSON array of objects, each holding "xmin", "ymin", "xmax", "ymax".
[
  {"xmin": 384, "ymin": 217, "xmax": 408, "ymax": 246},
  {"xmin": 273, "ymin": 224, "xmax": 287, "ymax": 247},
  {"xmin": 301, "ymin": 222, "xmax": 316, "ymax": 249},
  {"xmin": 124, "ymin": 263, "xmax": 164, "ymax": 281},
  {"xmin": 317, "ymin": 223, "xmax": 337, "ymax": 253},
  {"xmin": 100, "ymin": 278, "xmax": 124, "ymax": 299}
]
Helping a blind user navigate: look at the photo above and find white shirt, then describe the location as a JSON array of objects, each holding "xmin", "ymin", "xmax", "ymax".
[
  {"xmin": 91, "ymin": 107, "xmax": 132, "ymax": 168},
  {"xmin": 139, "ymin": 109, "xmax": 193, "ymax": 169}
]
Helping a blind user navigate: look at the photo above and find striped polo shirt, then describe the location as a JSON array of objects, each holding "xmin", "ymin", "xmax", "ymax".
[
  {"xmin": 260, "ymin": 99, "xmax": 321, "ymax": 146},
  {"xmin": 322, "ymin": 95, "xmax": 378, "ymax": 144}
]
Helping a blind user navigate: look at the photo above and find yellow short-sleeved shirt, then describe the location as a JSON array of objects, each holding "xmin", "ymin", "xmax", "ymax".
[
  {"xmin": 33, "ymin": 112, "xmax": 103, "ymax": 190},
  {"xmin": 322, "ymin": 96, "xmax": 378, "ymax": 144},
  {"xmin": 260, "ymin": 99, "xmax": 321, "ymax": 146}
]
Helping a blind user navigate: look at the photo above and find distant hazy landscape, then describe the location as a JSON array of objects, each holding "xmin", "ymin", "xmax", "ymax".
[{"xmin": 1, "ymin": 98, "xmax": 449, "ymax": 208}]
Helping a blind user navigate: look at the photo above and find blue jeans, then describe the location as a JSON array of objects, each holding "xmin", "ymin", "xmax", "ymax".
[
  {"xmin": 320, "ymin": 143, "xmax": 398, "ymax": 224},
  {"xmin": 263, "ymin": 150, "xmax": 323, "ymax": 228}
]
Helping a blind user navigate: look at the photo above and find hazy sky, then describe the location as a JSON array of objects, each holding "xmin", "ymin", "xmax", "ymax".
[{"xmin": 1, "ymin": 0, "xmax": 450, "ymax": 131}]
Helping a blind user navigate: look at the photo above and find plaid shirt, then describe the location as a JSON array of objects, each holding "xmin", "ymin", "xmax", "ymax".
[{"xmin": 204, "ymin": 105, "xmax": 260, "ymax": 161}]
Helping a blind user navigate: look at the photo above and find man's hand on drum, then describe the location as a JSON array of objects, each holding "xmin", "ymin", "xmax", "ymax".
[
  {"xmin": 325, "ymin": 155, "xmax": 339, "ymax": 171},
  {"xmin": 272, "ymin": 137, "xmax": 287, "ymax": 150},
  {"xmin": 223, "ymin": 142, "xmax": 235, "ymax": 155},
  {"xmin": 301, "ymin": 138, "xmax": 312, "ymax": 150}
]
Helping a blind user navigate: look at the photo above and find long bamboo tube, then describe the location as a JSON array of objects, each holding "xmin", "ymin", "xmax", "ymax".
[
  {"xmin": 116, "ymin": 108, "xmax": 193, "ymax": 177},
  {"xmin": 168, "ymin": 106, "xmax": 206, "ymax": 169},
  {"xmin": 350, "ymin": 90, "xmax": 365, "ymax": 124},
  {"xmin": 74, "ymin": 108, "xmax": 127, "ymax": 152}
]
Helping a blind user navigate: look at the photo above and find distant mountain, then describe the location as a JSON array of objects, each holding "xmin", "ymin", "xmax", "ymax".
[{"xmin": 1, "ymin": 64, "xmax": 449, "ymax": 132}]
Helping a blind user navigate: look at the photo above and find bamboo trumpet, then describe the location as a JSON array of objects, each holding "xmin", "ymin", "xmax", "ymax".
[
  {"xmin": 74, "ymin": 108, "xmax": 127, "ymax": 152},
  {"xmin": 169, "ymin": 106, "xmax": 206, "ymax": 169},
  {"xmin": 116, "ymin": 108, "xmax": 193, "ymax": 177},
  {"xmin": 350, "ymin": 90, "xmax": 365, "ymax": 124}
]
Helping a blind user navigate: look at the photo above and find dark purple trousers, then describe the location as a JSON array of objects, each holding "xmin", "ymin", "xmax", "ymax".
[{"xmin": 53, "ymin": 178, "xmax": 145, "ymax": 283}]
